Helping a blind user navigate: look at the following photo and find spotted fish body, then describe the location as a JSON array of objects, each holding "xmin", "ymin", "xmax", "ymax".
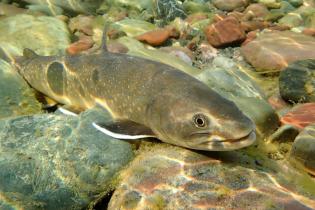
[{"xmin": 13, "ymin": 41, "xmax": 256, "ymax": 151}]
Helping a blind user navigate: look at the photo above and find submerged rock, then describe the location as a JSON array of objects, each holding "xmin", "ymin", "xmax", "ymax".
[
  {"xmin": 0, "ymin": 60, "xmax": 41, "ymax": 119},
  {"xmin": 205, "ymin": 16, "xmax": 246, "ymax": 47},
  {"xmin": 23, "ymin": 0, "xmax": 103, "ymax": 14},
  {"xmin": 108, "ymin": 144, "xmax": 315, "ymax": 210},
  {"xmin": 281, "ymin": 103, "xmax": 315, "ymax": 129},
  {"xmin": 0, "ymin": 14, "xmax": 70, "ymax": 56},
  {"xmin": 213, "ymin": 0, "xmax": 249, "ymax": 12},
  {"xmin": 155, "ymin": 0, "xmax": 187, "ymax": 23},
  {"xmin": 241, "ymin": 31, "xmax": 315, "ymax": 73},
  {"xmin": 291, "ymin": 124, "xmax": 315, "ymax": 176},
  {"xmin": 0, "ymin": 108, "xmax": 134, "ymax": 210},
  {"xmin": 279, "ymin": 59, "xmax": 315, "ymax": 103}
]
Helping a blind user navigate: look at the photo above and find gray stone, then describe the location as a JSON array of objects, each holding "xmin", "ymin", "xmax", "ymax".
[
  {"xmin": 269, "ymin": 125, "xmax": 300, "ymax": 143},
  {"xmin": 279, "ymin": 59, "xmax": 315, "ymax": 103},
  {"xmin": 109, "ymin": 144, "xmax": 315, "ymax": 209},
  {"xmin": 291, "ymin": 124, "xmax": 315, "ymax": 176},
  {"xmin": 0, "ymin": 14, "xmax": 70, "ymax": 56},
  {"xmin": 0, "ymin": 60, "xmax": 41, "ymax": 119},
  {"xmin": 0, "ymin": 108, "xmax": 134, "ymax": 210}
]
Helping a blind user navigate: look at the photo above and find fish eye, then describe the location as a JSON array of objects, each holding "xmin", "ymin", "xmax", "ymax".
[{"xmin": 193, "ymin": 114, "xmax": 207, "ymax": 128}]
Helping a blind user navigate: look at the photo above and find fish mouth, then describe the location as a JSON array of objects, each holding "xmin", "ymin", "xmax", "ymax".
[{"xmin": 190, "ymin": 130, "xmax": 256, "ymax": 151}]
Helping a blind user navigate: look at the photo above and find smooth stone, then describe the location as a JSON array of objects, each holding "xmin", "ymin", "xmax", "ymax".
[
  {"xmin": 0, "ymin": 60, "xmax": 41, "ymax": 119},
  {"xmin": 279, "ymin": 59, "xmax": 315, "ymax": 103},
  {"xmin": 278, "ymin": 12, "xmax": 304, "ymax": 27},
  {"xmin": 258, "ymin": 0, "xmax": 281, "ymax": 9},
  {"xmin": 0, "ymin": 108, "xmax": 134, "ymax": 210},
  {"xmin": 205, "ymin": 16, "xmax": 246, "ymax": 47},
  {"xmin": 243, "ymin": 3, "xmax": 270, "ymax": 19},
  {"xmin": 269, "ymin": 125, "xmax": 300, "ymax": 143},
  {"xmin": 110, "ymin": 19, "xmax": 156, "ymax": 37},
  {"xmin": 155, "ymin": 0, "xmax": 187, "ymax": 22},
  {"xmin": 241, "ymin": 31, "xmax": 315, "ymax": 72},
  {"xmin": 23, "ymin": 0, "xmax": 103, "ymax": 14},
  {"xmin": 284, "ymin": 0, "xmax": 303, "ymax": 7},
  {"xmin": 69, "ymin": 15, "xmax": 94, "ymax": 36},
  {"xmin": 213, "ymin": 0, "xmax": 249, "ymax": 11},
  {"xmin": 290, "ymin": 124, "xmax": 315, "ymax": 175},
  {"xmin": 0, "ymin": 14, "xmax": 70, "ymax": 56},
  {"xmin": 182, "ymin": 1, "xmax": 212, "ymax": 14},
  {"xmin": 136, "ymin": 27, "xmax": 178, "ymax": 46},
  {"xmin": 26, "ymin": 4, "xmax": 64, "ymax": 16},
  {"xmin": 108, "ymin": 144, "xmax": 315, "ymax": 209},
  {"xmin": 281, "ymin": 103, "xmax": 315, "ymax": 129}
]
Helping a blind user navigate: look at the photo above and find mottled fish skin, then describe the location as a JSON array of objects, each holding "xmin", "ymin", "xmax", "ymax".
[{"xmin": 15, "ymin": 49, "xmax": 256, "ymax": 151}]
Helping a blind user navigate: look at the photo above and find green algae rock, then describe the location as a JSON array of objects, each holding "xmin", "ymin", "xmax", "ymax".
[
  {"xmin": 23, "ymin": 0, "xmax": 103, "ymax": 14},
  {"xmin": 0, "ymin": 60, "xmax": 41, "ymax": 119},
  {"xmin": 0, "ymin": 14, "xmax": 70, "ymax": 56},
  {"xmin": 0, "ymin": 108, "xmax": 134, "ymax": 210},
  {"xmin": 110, "ymin": 19, "xmax": 156, "ymax": 37},
  {"xmin": 155, "ymin": 0, "xmax": 187, "ymax": 23}
]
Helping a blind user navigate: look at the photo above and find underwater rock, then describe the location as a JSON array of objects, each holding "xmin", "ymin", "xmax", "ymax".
[
  {"xmin": 0, "ymin": 60, "xmax": 41, "ymax": 119},
  {"xmin": 269, "ymin": 125, "xmax": 300, "ymax": 143},
  {"xmin": 243, "ymin": 3, "xmax": 270, "ymax": 20},
  {"xmin": 0, "ymin": 2, "xmax": 41, "ymax": 17},
  {"xmin": 66, "ymin": 35, "xmax": 94, "ymax": 55},
  {"xmin": 281, "ymin": 103, "xmax": 315, "ymax": 130},
  {"xmin": 155, "ymin": 0, "xmax": 187, "ymax": 23},
  {"xmin": 108, "ymin": 144, "xmax": 315, "ymax": 210},
  {"xmin": 241, "ymin": 31, "xmax": 315, "ymax": 72},
  {"xmin": 110, "ymin": 19, "xmax": 156, "ymax": 37},
  {"xmin": 290, "ymin": 124, "xmax": 315, "ymax": 176},
  {"xmin": 205, "ymin": 16, "xmax": 246, "ymax": 47},
  {"xmin": 258, "ymin": 0, "xmax": 281, "ymax": 9},
  {"xmin": 23, "ymin": 0, "xmax": 103, "ymax": 14},
  {"xmin": 279, "ymin": 59, "xmax": 315, "ymax": 103},
  {"xmin": 0, "ymin": 14, "xmax": 70, "ymax": 56},
  {"xmin": 0, "ymin": 108, "xmax": 134, "ymax": 210},
  {"xmin": 278, "ymin": 12, "xmax": 304, "ymax": 28},
  {"xmin": 136, "ymin": 27, "xmax": 178, "ymax": 46},
  {"xmin": 69, "ymin": 15, "xmax": 94, "ymax": 36},
  {"xmin": 213, "ymin": 0, "xmax": 249, "ymax": 12},
  {"xmin": 303, "ymin": 28, "xmax": 315, "ymax": 37}
]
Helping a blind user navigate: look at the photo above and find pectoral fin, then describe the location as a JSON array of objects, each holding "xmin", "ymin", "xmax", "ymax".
[{"xmin": 92, "ymin": 120, "xmax": 156, "ymax": 140}]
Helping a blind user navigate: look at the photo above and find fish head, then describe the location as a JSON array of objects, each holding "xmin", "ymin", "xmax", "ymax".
[{"xmin": 148, "ymin": 83, "xmax": 256, "ymax": 151}]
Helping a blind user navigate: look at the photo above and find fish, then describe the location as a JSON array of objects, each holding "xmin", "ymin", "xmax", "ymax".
[{"xmin": 2, "ymin": 26, "xmax": 256, "ymax": 151}]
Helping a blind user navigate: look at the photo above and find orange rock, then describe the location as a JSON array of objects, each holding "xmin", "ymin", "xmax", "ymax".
[
  {"xmin": 281, "ymin": 103, "xmax": 315, "ymax": 129},
  {"xmin": 136, "ymin": 27, "xmax": 178, "ymax": 46},
  {"xmin": 205, "ymin": 16, "xmax": 246, "ymax": 47},
  {"xmin": 242, "ymin": 30, "xmax": 257, "ymax": 46},
  {"xmin": 67, "ymin": 36, "xmax": 94, "ymax": 55},
  {"xmin": 268, "ymin": 93, "xmax": 290, "ymax": 111},
  {"xmin": 303, "ymin": 28, "xmax": 315, "ymax": 37}
]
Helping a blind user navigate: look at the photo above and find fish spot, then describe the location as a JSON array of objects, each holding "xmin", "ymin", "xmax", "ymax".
[
  {"xmin": 47, "ymin": 62, "xmax": 65, "ymax": 95},
  {"xmin": 92, "ymin": 69, "xmax": 99, "ymax": 83}
]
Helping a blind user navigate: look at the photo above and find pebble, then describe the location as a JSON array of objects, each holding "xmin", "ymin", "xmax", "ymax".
[{"xmin": 281, "ymin": 103, "xmax": 315, "ymax": 129}]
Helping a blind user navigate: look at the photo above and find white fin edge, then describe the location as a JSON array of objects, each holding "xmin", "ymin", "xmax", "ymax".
[
  {"xmin": 58, "ymin": 107, "xmax": 78, "ymax": 117},
  {"xmin": 92, "ymin": 122, "xmax": 155, "ymax": 140}
]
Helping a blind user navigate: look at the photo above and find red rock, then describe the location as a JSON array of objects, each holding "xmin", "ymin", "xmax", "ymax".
[
  {"xmin": 242, "ymin": 30, "xmax": 258, "ymax": 46},
  {"xmin": 303, "ymin": 28, "xmax": 315, "ymax": 37},
  {"xmin": 205, "ymin": 16, "xmax": 246, "ymax": 47},
  {"xmin": 136, "ymin": 27, "xmax": 178, "ymax": 46},
  {"xmin": 67, "ymin": 36, "xmax": 94, "ymax": 55},
  {"xmin": 281, "ymin": 103, "xmax": 315, "ymax": 129}
]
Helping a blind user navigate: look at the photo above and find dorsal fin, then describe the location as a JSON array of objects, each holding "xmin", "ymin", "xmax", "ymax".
[
  {"xmin": 23, "ymin": 48, "xmax": 38, "ymax": 59},
  {"xmin": 100, "ymin": 22, "xmax": 109, "ymax": 52}
]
